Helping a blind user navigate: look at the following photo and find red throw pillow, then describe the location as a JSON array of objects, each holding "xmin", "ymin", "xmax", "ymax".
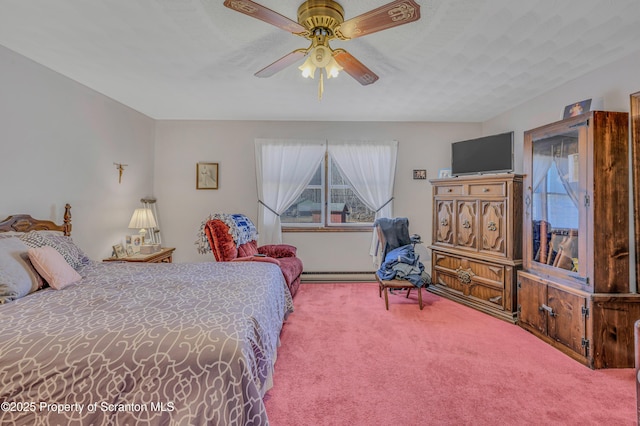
[
  {"xmin": 258, "ymin": 244, "xmax": 297, "ymax": 258},
  {"xmin": 205, "ymin": 220, "xmax": 237, "ymax": 261},
  {"xmin": 238, "ymin": 241, "xmax": 258, "ymax": 257}
]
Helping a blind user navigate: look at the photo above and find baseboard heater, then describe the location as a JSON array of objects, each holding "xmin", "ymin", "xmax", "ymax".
[{"xmin": 301, "ymin": 271, "xmax": 376, "ymax": 282}]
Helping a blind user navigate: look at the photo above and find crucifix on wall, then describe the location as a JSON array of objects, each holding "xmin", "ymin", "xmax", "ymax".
[{"xmin": 114, "ymin": 162, "xmax": 128, "ymax": 184}]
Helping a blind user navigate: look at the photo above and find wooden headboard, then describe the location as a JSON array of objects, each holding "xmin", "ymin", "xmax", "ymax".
[{"xmin": 0, "ymin": 204, "xmax": 72, "ymax": 236}]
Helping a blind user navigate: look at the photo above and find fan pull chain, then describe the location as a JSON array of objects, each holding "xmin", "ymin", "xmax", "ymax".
[{"xmin": 318, "ymin": 72, "xmax": 324, "ymax": 101}]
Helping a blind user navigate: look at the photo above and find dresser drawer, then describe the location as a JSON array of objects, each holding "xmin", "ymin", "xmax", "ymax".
[
  {"xmin": 468, "ymin": 183, "xmax": 506, "ymax": 196},
  {"xmin": 432, "ymin": 251, "xmax": 507, "ymax": 310},
  {"xmin": 436, "ymin": 185, "xmax": 463, "ymax": 196}
]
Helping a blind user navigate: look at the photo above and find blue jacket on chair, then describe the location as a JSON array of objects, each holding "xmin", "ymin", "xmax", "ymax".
[{"xmin": 376, "ymin": 244, "xmax": 428, "ymax": 287}]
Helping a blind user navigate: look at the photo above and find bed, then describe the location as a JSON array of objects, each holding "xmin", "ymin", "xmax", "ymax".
[{"xmin": 0, "ymin": 205, "xmax": 293, "ymax": 425}]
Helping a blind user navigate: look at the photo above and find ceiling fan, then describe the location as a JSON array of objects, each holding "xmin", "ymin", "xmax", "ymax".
[{"xmin": 223, "ymin": 0, "xmax": 421, "ymax": 98}]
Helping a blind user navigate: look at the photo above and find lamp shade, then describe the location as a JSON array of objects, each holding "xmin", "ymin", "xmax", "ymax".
[{"xmin": 128, "ymin": 208, "xmax": 157, "ymax": 230}]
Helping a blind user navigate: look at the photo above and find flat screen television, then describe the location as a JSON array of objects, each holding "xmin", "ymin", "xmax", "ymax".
[{"xmin": 451, "ymin": 131, "xmax": 514, "ymax": 176}]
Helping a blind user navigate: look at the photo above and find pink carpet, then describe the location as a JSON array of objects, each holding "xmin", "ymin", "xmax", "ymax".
[{"xmin": 264, "ymin": 283, "xmax": 636, "ymax": 425}]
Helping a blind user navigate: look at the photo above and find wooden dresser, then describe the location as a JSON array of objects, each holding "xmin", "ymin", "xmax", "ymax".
[{"xmin": 429, "ymin": 174, "xmax": 524, "ymax": 322}]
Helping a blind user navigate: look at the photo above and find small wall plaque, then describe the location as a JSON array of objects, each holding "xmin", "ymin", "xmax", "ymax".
[{"xmin": 413, "ymin": 169, "xmax": 427, "ymax": 180}]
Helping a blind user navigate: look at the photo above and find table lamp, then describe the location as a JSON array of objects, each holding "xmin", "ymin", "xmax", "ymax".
[{"xmin": 128, "ymin": 208, "xmax": 157, "ymax": 245}]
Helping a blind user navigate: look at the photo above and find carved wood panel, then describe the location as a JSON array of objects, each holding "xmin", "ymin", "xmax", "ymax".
[
  {"xmin": 0, "ymin": 204, "xmax": 72, "ymax": 236},
  {"xmin": 456, "ymin": 200, "xmax": 477, "ymax": 249},
  {"xmin": 480, "ymin": 200, "xmax": 506, "ymax": 256},
  {"xmin": 435, "ymin": 200, "xmax": 454, "ymax": 245}
]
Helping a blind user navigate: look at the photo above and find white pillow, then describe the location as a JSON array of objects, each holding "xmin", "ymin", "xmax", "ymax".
[
  {"xmin": 0, "ymin": 237, "xmax": 43, "ymax": 303},
  {"xmin": 28, "ymin": 246, "xmax": 82, "ymax": 290}
]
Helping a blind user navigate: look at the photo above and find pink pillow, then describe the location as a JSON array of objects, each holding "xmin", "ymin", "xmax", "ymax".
[{"xmin": 28, "ymin": 246, "xmax": 82, "ymax": 290}]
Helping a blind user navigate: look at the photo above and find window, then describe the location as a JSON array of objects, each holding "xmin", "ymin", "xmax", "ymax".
[
  {"xmin": 281, "ymin": 154, "xmax": 376, "ymax": 228},
  {"xmin": 532, "ymin": 162, "xmax": 578, "ymax": 229}
]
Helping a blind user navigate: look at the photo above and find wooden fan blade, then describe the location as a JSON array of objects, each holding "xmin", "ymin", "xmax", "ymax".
[
  {"xmin": 255, "ymin": 49, "xmax": 308, "ymax": 78},
  {"xmin": 335, "ymin": 0, "xmax": 421, "ymax": 40},
  {"xmin": 223, "ymin": 0, "xmax": 308, "ymax": 35},
  {"xmin": 333, "ymin": 49, "xmax": 379, "ymax": 86}
]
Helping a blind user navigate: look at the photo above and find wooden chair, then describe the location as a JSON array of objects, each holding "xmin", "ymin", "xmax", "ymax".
[
  {"xmin": 376, "ymin": 274, "xmax": 423, "ymax": 310},
  {"xmin": 374, "ymin": 218, "xmax": 424, "ymax": 310}
]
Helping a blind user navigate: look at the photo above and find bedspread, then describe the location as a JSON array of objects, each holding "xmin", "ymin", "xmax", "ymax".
[{"xmin": 0, "ymin": 260, "xmax": 293, "ymax": 425}]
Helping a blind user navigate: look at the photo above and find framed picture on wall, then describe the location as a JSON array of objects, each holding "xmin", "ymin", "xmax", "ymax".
[
  {"xmin": 196, "ymin": 162, "xmax": 218, "ymax": 189},
  {"xmin": 413, "ymin": 169, "xmax": 427, "ymax": 180}
]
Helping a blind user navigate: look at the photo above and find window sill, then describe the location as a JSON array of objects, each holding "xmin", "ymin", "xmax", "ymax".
[{"xmin": 282, "ymin": 226, "xmax": 373, "ymax": 233}]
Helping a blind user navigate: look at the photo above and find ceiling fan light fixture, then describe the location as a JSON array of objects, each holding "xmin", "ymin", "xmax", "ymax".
[
  {"xmin": 299, "ymin": 44, "xmax": 340, "ymax": 100},
  {"xmin": 298, "ymin": 55, "xmax": 317, "ymax": 79},
  {"xmin": 311, "ymin": 45, "xmax": 331, "ymax": 68},
  {"xmin": 299, "ymin": 44, "xmax": 335, "ymax": 79},
  {"xmin": 325, "ymin": 56, "xmax": 342, "ymax": 78}
]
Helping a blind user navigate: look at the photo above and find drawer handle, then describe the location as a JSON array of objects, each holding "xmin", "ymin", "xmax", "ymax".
[
  {"xmin": 487, "ymin": 221, "xmax": 497, "ymax": 231},
  {"xmin": 447, "ymin": 188, "xmax": 452, "ymax": 192},
  {"xmin": 456, "ymin": 267, "xmax": 474, "ymax": 284},
  {"xmin": 440, "ymin": 218, "xmax": 449, "ymax": 227},
  {"xmin": 483, "ymin": 188, "xmax": 489, "ymax": 192},
  {"xmin": 539, "ymin": 304, "xmax": 557, "ymax": 317},
  {"xmin": 462, "ymin": 219, "xmax": 471, "ymax": 229}
]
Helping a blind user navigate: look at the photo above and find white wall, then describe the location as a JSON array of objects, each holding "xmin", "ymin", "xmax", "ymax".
[
  {"xmin": 483, "ymin": 52, "xmax": 640, "ymax": 289},
  {"xmin": 155, "ymin": 51, "xmax": 640, "ymax": 272},
  {"xmin": 3, "ymin": 42, "xmax": 639, "ymax": 275},
  {"xmin": 483, "ymin": 52, "xmax": 640, "ymax": 171},
  {"xmin": 0, "ymin": 45, "xmax": 156, "ymax": 259},
  {"xmin": 154, "ymin": 121, "xmax": 480, "ymax": 270}
]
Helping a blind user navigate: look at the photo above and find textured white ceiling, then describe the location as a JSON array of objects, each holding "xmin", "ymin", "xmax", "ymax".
[{"xmin": 1, "ymin": 0, "xmax": 639, "ymax": 122}]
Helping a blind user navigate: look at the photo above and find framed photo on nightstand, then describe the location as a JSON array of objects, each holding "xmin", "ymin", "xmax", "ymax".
[
  {"xmin": 126, "ymin": 234, "xmax": 143, "ymax": 253},
  {"xmin": 113, "ymin": 244, "xmax": 126, "ymax": 259}
]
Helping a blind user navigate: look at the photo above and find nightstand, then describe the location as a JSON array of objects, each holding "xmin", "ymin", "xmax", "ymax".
[{"xmin": 103, "ymin": 247, "xmax": 175, "ymax": 263}]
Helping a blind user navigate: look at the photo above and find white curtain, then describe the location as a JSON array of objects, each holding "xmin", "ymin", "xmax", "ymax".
[
  {"xmin": 328, "ymin": 140, "xmax": 398, "ymax": 264},
  {"xmin": 255, "ymin": 139, "xmax": 325, "ymax": 244}
]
